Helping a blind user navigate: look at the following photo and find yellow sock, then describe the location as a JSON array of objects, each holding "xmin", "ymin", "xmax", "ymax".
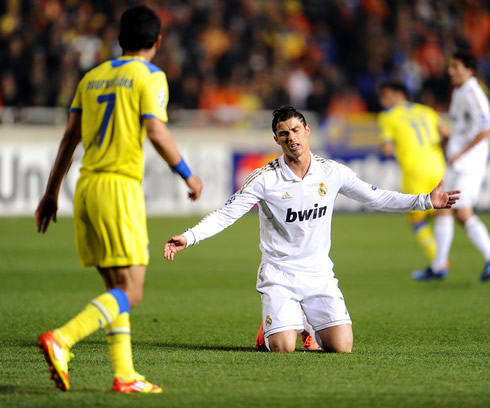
[
  {"xmin": 54, "ymin": 289, "xmax": 129, "ymax": 349},
  {"xmin": 105, "ymin": 312, "xmax": 135, "ymax": 382},
  {"xmin": 414, "ymin": 222, "xmax": 437, "ymax": 262}
]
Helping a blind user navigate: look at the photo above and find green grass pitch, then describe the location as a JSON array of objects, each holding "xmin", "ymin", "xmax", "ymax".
[{"xmin": 0, "ymin": 213, "xmax": 489, "ymax": 407}]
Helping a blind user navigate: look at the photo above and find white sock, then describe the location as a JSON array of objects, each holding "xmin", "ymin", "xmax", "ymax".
[
  {"xmin": 265, "ymin": 335, "xmax": 271, "ymax": 352},
  {"xmin": 464, "ymin": 215, "xmax": 490, "ymax": 261},
  {"xmin": 302, "ymin": 311, "xmax": 312, "ymax": 333},
  {"xmin": 432, "ymin": 215, "xmax": 454, "ymax": 272},
  {"xmin": 313, "ymin": 331, "xmax": 324, "ymax": 350}
]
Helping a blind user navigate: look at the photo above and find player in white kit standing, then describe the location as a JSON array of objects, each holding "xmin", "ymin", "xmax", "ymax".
[
  {"xmin": 164, "ymin": 105, "xmax": 459, "ymax": 352},
  {"xmin": 413, "ymin": 49, "xmax": 490, "ymax": 282}
]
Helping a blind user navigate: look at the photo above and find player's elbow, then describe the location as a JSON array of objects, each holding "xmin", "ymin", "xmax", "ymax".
[{"xmin": 145, "ymin": 117, "xmax": 167, "ymax": 144}]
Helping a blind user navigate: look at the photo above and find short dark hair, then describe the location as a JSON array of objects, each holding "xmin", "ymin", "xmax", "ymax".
[
  {"xmin": 118, "ymin": 6, "xmax": 161, "ymax": 51},
  {"xmin": 378, "ymin": 79, "xmax": 409, "ymax": 99},
  {"xmin": 453, "ymin": 49, "xmax": 477, "ymax": 73},
  {"xmin": 272, "ymin": 105, "xmax": 307, "ymax": 135}
]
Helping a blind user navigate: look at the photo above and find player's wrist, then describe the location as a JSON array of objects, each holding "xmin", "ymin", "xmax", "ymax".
[
  {"xmin": 424, "ymin": 193, "xmax": 434, "ymax": 210},
  {"xmin": 182, "ymin": 230, "xmax": 197, "ymax": 247},
  {"xmin": 171, "ymin": 159, "xmax": 192, "ymax": 180}
]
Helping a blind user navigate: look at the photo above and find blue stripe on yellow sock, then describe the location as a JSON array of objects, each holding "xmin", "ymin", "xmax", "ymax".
[
  {"xmin": 413, "ymin": 221, "xmax": 428, "ymax": 233},
  {"xmin": 108, "ymin": 288, "xmax": 130, "ymax": 314}
]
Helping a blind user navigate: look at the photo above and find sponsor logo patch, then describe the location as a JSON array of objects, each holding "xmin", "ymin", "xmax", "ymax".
[
  {"xmin": 286, "ymin": 204, "xmax": 327, "ymax": 223},
  {"xmin": 157, "ymin": 89, "xmax": 166, "ymax": 108}
]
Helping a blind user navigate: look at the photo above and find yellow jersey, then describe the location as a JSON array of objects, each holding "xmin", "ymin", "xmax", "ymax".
[
  {"xmin": 70, "ymin": 55, "xmax": 169, "ymax": 183},
  {"xmin": 378, "ymin": 102, "xmax": 445, "ymax": 175}
]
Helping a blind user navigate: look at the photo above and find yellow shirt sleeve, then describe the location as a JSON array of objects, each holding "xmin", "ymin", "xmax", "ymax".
[
  {"xmin": 140, "ymin": 71, "xmax": 169, "ymax": 123},
  {"xmin": 378, "ymin": 111, "xmax": 394, "ymax": 143},
  {"xmin": 70, "ymin": 81, "xmax": 83, "ymax": 113}
]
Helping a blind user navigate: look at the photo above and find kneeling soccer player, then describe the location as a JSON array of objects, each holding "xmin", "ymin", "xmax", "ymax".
[{"xmin": 164, "ymin": 105, "xmax": 458, "ymax": 352}]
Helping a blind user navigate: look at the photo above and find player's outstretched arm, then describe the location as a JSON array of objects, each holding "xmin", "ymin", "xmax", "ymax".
[
  {"xmin": 429, "ymin": 180, "xmax": 460, "ymax": 209},
  {"xmin": 36, "ymin": 113, "xmax": 81, "ymax": 233},
  {"xmin": 163, "ymin": 235, "xmax": 188, "ymax": 261}
]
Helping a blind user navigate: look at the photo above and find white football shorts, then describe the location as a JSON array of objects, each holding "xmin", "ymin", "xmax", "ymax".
[
  {"xmin": 444, "ymin": 166, "xmax": 485, "ymax": 208},
  {"xmin": 256, "ymin": 262, "xmax": 352, "ymax": 338}
]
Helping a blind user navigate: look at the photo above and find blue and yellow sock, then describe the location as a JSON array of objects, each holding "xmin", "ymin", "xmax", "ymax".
[
  {"xmin": 413, "ymin": 221, "xmax": 437, "ymax": 262},
  {"xmin": 105, "ymin": 312, "xmax": 135, "ymax": 382},
  {"xmin": 54, "ymin": 288, "xmax": 130, "ymax": 349}
]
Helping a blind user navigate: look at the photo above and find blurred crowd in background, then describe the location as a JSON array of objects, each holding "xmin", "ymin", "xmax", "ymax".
[{"xmin": 1, "ymin": 0, "xmax": 490, "ymax": 125}]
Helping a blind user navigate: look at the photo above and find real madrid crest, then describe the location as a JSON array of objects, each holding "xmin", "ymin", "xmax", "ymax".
[
  {"xmin": 265, "ymin": 315, "xmax": 272, "ymax": 327},
  {"xmin": 318, "ymin": 183, "xmax": 327, "ymax": 197}
]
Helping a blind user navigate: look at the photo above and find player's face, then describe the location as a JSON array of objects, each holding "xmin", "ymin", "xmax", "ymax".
[
  {"xmin": 379, "ymin": 88, "xmax": 396, "ymax": 109},
  {"xmin": 274, "ymin": 117, "xmax": 310, "ymax": 160},
  {"xmin": 448, "ymin": 59, "xmax": 472, "ymax": 87}
]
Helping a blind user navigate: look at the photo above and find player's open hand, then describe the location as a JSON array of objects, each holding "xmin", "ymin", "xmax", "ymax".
[
  {"xmin": 164, "ymin": 235, "xmax": 187, "ymax": 260},
  {"xmin": 430, "ymin": 180, "xmax": 460, "ymax": 209},
  {"xmin": 35, "ymin": 194, "xmax": 58, "ymax": 233},
  {"xmin": 186, "ymin": 175, "xmax": 203, "ymax": 201}
]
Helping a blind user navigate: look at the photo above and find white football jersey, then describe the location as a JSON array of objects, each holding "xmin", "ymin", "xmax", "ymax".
[
  {"xmin": 183, "ymin": 153, "xmax": 432, "ymax": 274},
  {"xmin": 447, "ymin": 77, "xmax": 490, "ymax": 173}
]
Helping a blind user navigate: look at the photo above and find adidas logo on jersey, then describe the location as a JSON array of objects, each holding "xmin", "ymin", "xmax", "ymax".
[
  {"xmin": 286, "ymin": 203, "xmax": 327, "ymax": 223},
  {"xmin": 281, "ymin": 192, "xmax": 292, "ymax": 199}
]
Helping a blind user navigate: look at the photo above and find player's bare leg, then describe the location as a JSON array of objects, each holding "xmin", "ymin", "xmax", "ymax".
[
  {"xmin": 98, "ymin": 265, "xmax": 146, "ymax": 308},
  {"xmin": 267, "ymin": 330, "xmax": 297, "ymax": 353},
  {"xmin": 316, "ymin": 324, "xmax": 353, "ymax": 353}
]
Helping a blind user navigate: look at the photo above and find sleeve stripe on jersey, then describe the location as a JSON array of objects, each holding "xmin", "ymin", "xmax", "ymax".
[
  {"xmin": 239, "ymin": 158, "xmax": 279, "ymax": 194},
  {"xmin": 313, "ymin": 154, "xmax": 331, "ymax": 164},
  {"xmin": 70, "ymin": 108, "xmax": 82, "ymax": 113},
  {"xmin": 141, "ymin": 114, "xmax": 158, "ymax": 119}
]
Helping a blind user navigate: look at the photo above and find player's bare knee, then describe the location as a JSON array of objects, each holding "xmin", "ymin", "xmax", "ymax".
[
  {"xmin": 127, "ymin": 288, "xmax": 144, "ymax": 308},
  {"xmin": 322, "ymin": 339, "xmax": 352, "ymax": 353},
  {"xmin": 455, "ymin": 214, "xmax": 469, "ymax": 225},
  {"xmin": 317, "ymin": 324, "xmax": 353, "ymax": 353},
  {"xmin": 268, "ymin": 333, "xmax": 296, "ymax": 353},
  {"xmin": 332, "ymin": 341, "xmax": 352, "ymax": 353},
  {"xmin": 269, "ymin": 343, "xmax": 296, "ymax": 353}
]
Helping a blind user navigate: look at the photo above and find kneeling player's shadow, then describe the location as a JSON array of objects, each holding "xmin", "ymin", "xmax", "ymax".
[
  {"xmin": 134, "ymin": 341, "xmax": 324, "ymax": 353},
  {"xmin": 136, "ymin": 341, "xmax": 257, "ymax": 352}
]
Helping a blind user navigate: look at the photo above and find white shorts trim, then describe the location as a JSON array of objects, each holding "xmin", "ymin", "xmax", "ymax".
[
  {"xmin": 314, "ymin": 319, "xmax": 353, "ymax": 332},
  {"xmin": 264, "ymin": 324, "xmax": 305, "ymax": 339}
]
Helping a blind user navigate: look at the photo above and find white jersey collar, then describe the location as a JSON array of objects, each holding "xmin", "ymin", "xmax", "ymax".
[{"xmin": 279, "ymin": 152, "xmax": 316, "ymax": 181}]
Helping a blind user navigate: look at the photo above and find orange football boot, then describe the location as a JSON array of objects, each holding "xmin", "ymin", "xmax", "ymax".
[
  {"xmin": 37, "ymin": 331, "xmax": 73, "ymax": 391},
  {"xmin": 112, "ymin": 373, "xmax": 162, "ymax": 393}
]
